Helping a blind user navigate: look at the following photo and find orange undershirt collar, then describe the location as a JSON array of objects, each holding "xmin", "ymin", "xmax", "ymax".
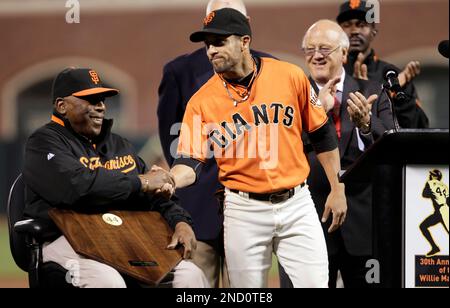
[{"xmin": 51, "ymin": 114, "xmax": 65, "ymax": 127}]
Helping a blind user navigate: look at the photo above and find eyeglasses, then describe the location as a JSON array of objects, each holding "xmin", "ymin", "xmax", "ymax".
[{"xmin": 302, "ymin": 45, "xmax": 340, "ymax": 57}]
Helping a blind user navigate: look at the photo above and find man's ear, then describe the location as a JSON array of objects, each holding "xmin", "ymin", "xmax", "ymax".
[
  {"xmin": 55, "ymin": 98, "xmax": 67, "ymax": 115},
  {"xmin": 371, "ymin": 26, "xmax": 378, "ymax": 39},
  {"xmin": 342, "ymin": 47, "xmax": 348, "ymax": 64},
  {"xmin": 241, "ymin": 35, "xmax": 251, "ymax": 51}
]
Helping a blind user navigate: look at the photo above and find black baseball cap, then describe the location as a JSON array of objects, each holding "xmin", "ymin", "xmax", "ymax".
[
  {"xmin": 336, "ymin": 0, "xmax": 371, "ymax": 24},
  {"xmin": 52, "ymin": 67, "xmax": 119, "ymax": 102},
  {"xmin": 190, "ymin": 8, "xmax": 251, "ymax": 43}
]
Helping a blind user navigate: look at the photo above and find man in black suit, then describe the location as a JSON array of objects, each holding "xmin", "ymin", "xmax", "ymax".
[
  {"xmin": 302, "ymin": 19, "xmax": 394, "ymax": 288},
  {"xmin": 157, "ymin": 0, "xmax": 274, "ymax": 287}
]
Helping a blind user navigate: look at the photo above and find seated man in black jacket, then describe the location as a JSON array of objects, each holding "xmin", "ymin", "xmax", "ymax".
[{"xmin": 23, "ymin": 67, "xmax": 209, "ymax": 288}]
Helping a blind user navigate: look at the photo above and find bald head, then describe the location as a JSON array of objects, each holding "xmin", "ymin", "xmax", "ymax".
[
  {"xmin": 206, "ymin": 0, "xmax": 247, "ymax": 16},
  {"xmin": 302, "ymin": 19, "xmax": 349, "ymax": 50},
  {"xmin": 302, "ymin": 20, "xmax": 350, "ymax": 85}
]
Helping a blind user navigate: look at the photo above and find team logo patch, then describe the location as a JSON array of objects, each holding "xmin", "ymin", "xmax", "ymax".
[
  {"xmin": 310, "ymin": 86, "xmax": 322, "ymax": 107},
  {"xmin": 349, "ymin": 0, "xmax": 361, "ymax": 10},
  {"xmin": 89, "ymin": 70, "xmax": 100, "ymax": 85},
  {"xmin": 203, "ymin": 11, "xmax": 215, "ymax": 26}
]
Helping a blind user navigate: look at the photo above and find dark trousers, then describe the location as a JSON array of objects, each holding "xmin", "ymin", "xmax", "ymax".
[{"xmin": 328, "ymin": 250, "xmax": 373, "ymax": 288}]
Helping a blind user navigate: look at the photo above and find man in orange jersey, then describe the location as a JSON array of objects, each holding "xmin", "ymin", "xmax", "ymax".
[
  {"xmin": 157, "ymin": 0, "xmax": 275, "ymax": 288},
  {"xmin": 160, "ymin": 8, "xmax": 347, "ymax": 288}
]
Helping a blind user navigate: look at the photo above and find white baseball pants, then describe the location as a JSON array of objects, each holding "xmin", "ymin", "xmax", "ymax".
[{"xmin": 224, "ymin": 185, "xmax": 328, "ymax": 288}]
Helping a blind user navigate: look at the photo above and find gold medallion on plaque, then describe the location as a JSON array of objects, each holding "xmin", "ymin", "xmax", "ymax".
[{"xmin": 102, "ymin": 213, "xmax": 123, "ymax": 226}]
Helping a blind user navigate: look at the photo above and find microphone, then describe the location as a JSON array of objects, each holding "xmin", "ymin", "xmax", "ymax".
[
  {"xmin": 383, "ymin": 67, "xmax": 407, "ymax": 101},
  {"xmin": 438, "ymin": 40, "xmax": 449, "ymax": 58}
]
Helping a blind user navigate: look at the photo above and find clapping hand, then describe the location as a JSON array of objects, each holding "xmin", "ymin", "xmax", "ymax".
[
  {"xmin": 353, "ymin": 52, "xmax": 369, "ymax": 81},
  {"xmin": 347, "ymin": 92, "xmax": 377, "ymax": 132},
  {"xmin": 318, "ymin": 76, "xmax": 341, "ymax": 112},
  {"xmin": 398, "ymin": 61, "xmax": 420, "ymax": 87}
]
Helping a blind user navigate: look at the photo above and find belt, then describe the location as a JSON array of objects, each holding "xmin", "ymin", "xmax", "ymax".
[{"xmin": 230, "ymin": 182, "xmax": 306, "ymax": 204}]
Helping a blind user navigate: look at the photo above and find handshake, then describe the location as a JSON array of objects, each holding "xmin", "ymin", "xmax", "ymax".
[{"xmin": 138, "ymin": 165, "xmax": 175, "ymax": 199}]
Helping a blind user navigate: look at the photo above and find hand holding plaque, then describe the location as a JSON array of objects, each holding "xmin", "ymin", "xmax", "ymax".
[{"xmin": 167, "ymin": 221, "xmax": 197, "ymax": 259}]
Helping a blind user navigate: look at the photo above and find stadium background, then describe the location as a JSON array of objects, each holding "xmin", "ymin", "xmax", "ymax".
[{"xmin": 0, "ymin": 0, "xmax": 448, "ymax": 287}]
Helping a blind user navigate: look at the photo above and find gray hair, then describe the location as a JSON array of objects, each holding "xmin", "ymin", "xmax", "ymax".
[
  {"xmin": 301, "ymin": 19, "xmax": 349, "ymax": 50},
  {"xmin": 206, "ymin": 0, "xmax": 247, "ymax": 16}
]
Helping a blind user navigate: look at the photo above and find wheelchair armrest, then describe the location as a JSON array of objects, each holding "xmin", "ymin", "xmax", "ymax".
[{"xmin": 14, "ymin": 219, "xmax": 54, "ymax": 240}]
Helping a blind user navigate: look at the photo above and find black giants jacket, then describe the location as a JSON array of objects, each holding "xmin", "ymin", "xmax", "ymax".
[{"xmin": 23, "ymin": 112, "xmax": 193, "ymax": 241}]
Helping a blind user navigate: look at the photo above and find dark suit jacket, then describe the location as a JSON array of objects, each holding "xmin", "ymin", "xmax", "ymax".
[
  {"xmin": 157, "ymin": 48, "xmax": 274, "ymax": 242},
  {"xmin": 307, "ymin": 75, "xmax": 395, "ymax": 256}
]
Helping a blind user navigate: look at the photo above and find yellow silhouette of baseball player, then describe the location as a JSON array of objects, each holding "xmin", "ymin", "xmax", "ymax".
[{"xmin": 420, "ymin": 169, "xmax": 449, "ymax": 257}]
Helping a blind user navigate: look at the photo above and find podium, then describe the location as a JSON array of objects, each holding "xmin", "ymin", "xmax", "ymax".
[{"xmin": 340, "ymin": 129, "xmax": 449, "ymax": 288}]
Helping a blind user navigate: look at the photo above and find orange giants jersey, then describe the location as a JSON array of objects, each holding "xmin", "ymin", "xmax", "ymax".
[{"xmin": 177, "ymin": 57, "xmax": 328, "ymax": 193}]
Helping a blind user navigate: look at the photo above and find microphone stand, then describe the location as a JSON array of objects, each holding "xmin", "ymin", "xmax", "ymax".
[{"xmin": 381, "ymin": 83, "xmax": 401, "ymax": 132}]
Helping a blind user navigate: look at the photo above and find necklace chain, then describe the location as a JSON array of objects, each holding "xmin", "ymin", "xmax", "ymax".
[{"xmin": 220, "ymin": 58, "xmax": 257, "ymax": 107}]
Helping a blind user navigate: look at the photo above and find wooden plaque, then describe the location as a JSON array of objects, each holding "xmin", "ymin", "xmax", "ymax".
[{"xmin": 48, "ymin": 209, "xmax": 182, "ymax": 286}]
